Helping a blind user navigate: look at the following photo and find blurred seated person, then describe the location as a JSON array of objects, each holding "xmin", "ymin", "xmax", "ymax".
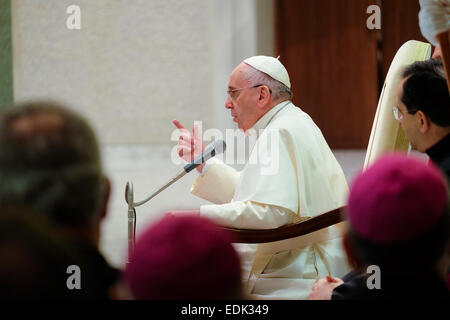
[
  {"xmin": 309, "ymin": 154, "xmax": 450, "ymax": 299},
  {"xmin": 0, "ymin": 102, "xmax": 118, "ymax": 299},
  {"xmin": 0, "ymin": 206, "xmax": 84, "ymax": 299},
  {"xmin": 123, "ymin": 214, "xmax": 243, "ymax": 300}
]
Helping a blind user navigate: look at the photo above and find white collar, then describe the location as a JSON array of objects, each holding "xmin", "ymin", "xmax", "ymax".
[{"xmin": 250, "ymin": 100, "xmax": 291, "ymax": 135}]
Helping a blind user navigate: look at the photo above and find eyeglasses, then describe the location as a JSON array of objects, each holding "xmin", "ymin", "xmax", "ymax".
[
  {"xmin": 392, "ymin": 106, "xmax": 404, "ymax": 121},
  {"xmin": 392, "ymin": 106, "xmax": 418, "ymax": 121},
  {"xmin": 226, "ymin": 84, "xmax": 271, "ymax": 100}
]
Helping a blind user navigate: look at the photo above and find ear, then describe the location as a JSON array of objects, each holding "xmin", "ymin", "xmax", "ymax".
[
  {"xmin": 257, "ymin": 85, "xmax": 271, "ymax": 107},
  {"xmin": 416, "ymin": 110, "xmax": 431, "ymax": 134},
  {"xmin": 99, "ymin": 176, "xmax": 111, "ymax": 221}
]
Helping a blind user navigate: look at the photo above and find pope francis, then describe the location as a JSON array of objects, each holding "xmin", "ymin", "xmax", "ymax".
[{"xmin": 173, "ymin": 56, "xmax": 351, "ymax": 299}]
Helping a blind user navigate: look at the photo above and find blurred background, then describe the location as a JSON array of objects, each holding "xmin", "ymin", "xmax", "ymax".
[{"xmin": 0, "ymin": 0, "xmax": 430, "ymax": 268}]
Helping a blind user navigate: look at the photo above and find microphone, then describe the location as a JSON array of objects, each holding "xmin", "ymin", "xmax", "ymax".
[
  {"xmin": 126, "ymin": 139, "xmax": 226, "ymax": 207},
  {"xmin": 183, "ymin": 139, "xmax": 227, "ymax": 173}
]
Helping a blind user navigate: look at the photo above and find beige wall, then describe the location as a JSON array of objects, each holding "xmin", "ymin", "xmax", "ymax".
[
  {"xmin": 12, "ymin": 0, "xmax": 275, "ymax": 144},
  {"xmin": 12, "ymin": 0, "xmax": 214, "ymax": 145},
  {"xmin": 11, "ymin": 0, "xmax": 274, "ymax": 267}
]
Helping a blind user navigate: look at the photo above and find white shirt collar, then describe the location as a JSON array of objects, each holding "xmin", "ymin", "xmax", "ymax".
[{"xmin": 250, "ymin": 100, "xmax": 291, "ymax": 135}]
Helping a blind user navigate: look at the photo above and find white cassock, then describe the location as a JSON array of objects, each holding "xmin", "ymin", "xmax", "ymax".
[{"xmin": 191, "ymin": 101, "xmax": 351, "ymax": 299}]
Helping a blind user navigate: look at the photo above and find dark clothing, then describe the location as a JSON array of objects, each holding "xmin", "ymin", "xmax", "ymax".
[
  {"xmin": 70, "ymin": 242, "xmax": 120, "ymax": 300},
  {"xmin": 426, "ymin": 133, "xmax": 450, "ymax": 181},
  {"xmin": 426, "ymin": 133, "xmax": 450, "ymax": 287},
  {"xmin": 331, "ymin": 135, "xmax": 450, "ymax": 299},
  {"xmin": 331, "ymin": 270, "xmax": 366, "ymax": 300},
  {"xmin": 332, "ymin": 270, "xmax": 450, "ymax": 300}
]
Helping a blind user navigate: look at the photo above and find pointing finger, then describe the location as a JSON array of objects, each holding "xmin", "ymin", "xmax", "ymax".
[{"xmin": 172, "ymin": 119, "xmax": 187, "ymax": 130}]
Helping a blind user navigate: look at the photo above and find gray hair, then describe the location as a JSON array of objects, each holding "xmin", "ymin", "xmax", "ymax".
[
  {"xmin": 0, "ymin": 102, "xmax": 107, "ymax": 227},
  {"xmin": 243, "ymin": 64, "xmax": 293, "ymax": 101}
]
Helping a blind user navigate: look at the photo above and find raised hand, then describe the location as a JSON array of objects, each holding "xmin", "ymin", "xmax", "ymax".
[{"xmin": 172, "ymin": 119, "xmax": 206, "ymax": 172}]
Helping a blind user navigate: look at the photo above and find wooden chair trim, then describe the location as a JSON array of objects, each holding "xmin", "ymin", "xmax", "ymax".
[{"xmin": 221, "ymin": 206, "xmax": 346, "ymax": 243}]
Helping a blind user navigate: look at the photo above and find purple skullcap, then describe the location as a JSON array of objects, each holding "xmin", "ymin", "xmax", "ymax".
[
  {"xmin": 348, "ymin": 153, "xmax": 448, "ymax": 244},
  {"xmin": 124, "ymin": 214, "xmax": 242, "ymax": 300}
]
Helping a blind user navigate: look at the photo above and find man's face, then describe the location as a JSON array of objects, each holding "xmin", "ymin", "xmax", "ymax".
[
  {"xmin": 396, "ymin": 79, "xmax": 421, "ymax": 150},
  {"xmin": 225, "ymin": 63, "xmax": 260, "ymax": 131}
]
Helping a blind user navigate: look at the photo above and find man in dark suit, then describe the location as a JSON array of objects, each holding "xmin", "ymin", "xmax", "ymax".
[
  {"xmin": 0, "ymin": 102, "xmax": 119, "ymax": 299},
  {"xmin": 394, "ymin": 59, "xmax": 450, "ymax": 179}
]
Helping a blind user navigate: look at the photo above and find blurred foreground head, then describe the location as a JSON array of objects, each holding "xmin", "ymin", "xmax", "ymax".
[
  {"xmin": 0, "ymin": 102, "xmax": 109, "ymax": 245},
  {"xmin": 124, "ymin": 214, "xmax": 243, "ymax": 300},
  {"xmin": 345, "ymin": 153, "xmax": 449, "ymax": 273},
  {"xmin": 0, "ymin": 206, "xmax": 82, "ymax": 299}
]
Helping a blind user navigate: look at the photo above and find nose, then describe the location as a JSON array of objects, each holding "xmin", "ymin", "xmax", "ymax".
[{"xmin": 225, "ymin": 97, "xmax": 233, "ymax": 109}]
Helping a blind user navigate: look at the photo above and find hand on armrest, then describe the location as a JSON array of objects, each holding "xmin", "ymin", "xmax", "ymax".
[{"xmin": 308, "ymin": 275, "xmax": 344, "ymax": 300}]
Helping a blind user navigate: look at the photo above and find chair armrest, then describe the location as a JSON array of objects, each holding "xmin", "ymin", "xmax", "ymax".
[{"xmin": 221, "ymin": 206, "xmax": 346, "ymax": 243}]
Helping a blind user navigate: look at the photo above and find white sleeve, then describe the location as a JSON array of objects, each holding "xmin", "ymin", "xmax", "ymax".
[
  {"xmin": 199, "ymin": 200, "xmax": 296, "ymax": 229},
  {"xmin": 190, "ymin": 158, "xmax": 240, "ymax": 204}
]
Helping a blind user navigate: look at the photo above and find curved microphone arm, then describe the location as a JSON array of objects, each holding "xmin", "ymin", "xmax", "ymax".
[
  {"xmin": 124, "ymin": 139, "xmax": 226, "ymax": 264},
  {"xmin": 125, "ymin": 169, "xmax": 186, "ymax": 209},
  {"xmin": 125, "ymin": 139, "xmax": 226, "ymax": 210}
]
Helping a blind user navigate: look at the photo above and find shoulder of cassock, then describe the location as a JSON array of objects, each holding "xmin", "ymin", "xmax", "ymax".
[{"xmin": 233, "ymin": 103, "xmax": 349, "ymax": 217}]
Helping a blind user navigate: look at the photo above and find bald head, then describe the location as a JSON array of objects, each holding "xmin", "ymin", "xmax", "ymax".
[{"xmin": 10, "ymin": 111, "xmax": 64, "ymax": 138}]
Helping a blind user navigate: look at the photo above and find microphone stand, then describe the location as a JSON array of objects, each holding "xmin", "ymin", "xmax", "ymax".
[
  {"xmin": 124, "ymin": 168, "xmax": 187, "ymax": 264},
  {"xmin": 124, "ymin": 140, "xmax": 225, "ymax": 264}
]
